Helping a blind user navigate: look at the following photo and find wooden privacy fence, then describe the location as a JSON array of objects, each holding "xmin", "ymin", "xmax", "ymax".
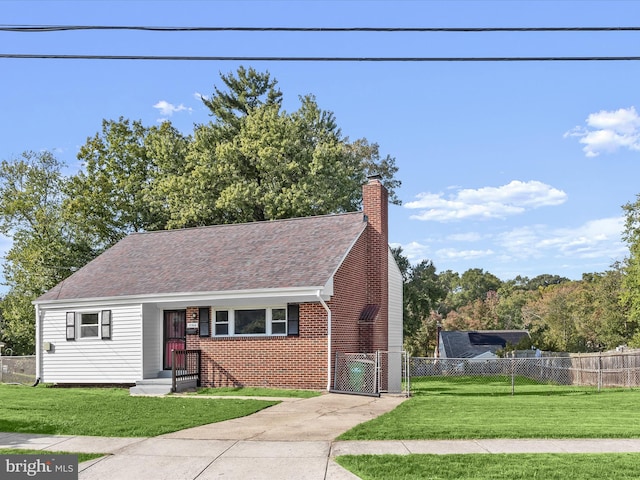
[{"xmin": 567, "ymin": 351, "xmax": 640, "ymax": 389}]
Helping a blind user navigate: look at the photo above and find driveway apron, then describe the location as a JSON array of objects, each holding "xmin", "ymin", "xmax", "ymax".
[{"xmin": 78, "ymin": 393, "xmax": 406, "ymax": 480}]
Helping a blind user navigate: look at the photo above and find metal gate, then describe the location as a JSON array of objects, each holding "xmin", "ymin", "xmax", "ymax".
[{"xmin": 332, "ymin": 351, "xmax": 409, "ymax": 397}]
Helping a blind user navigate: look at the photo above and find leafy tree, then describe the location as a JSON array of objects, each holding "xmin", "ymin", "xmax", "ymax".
[
  {"xmin": 522, "ymin": 282, "xmax": 584, "ymax": 352},
  {"xmin": 442, "ymin": 291, "xmax": 500, "ymax": 331},
  {"xmin": 0, "ymin": 152, "xmax": 93, "ymax": 354},
  {"xmin": 125, "ymin": 67, "xmax": 400, "ymax": 228},
  {"xmin": 622, "ymin": 195, "xmax": 640, "ymax": 327},
  {"xmin": 448, "ymin": 268, "xmax": 502, "ymax": 311},
  {"xmin": 576, "ymin": 265, "xmax": 632, "ymax": 351},
  {"xmin": 65, "ymin": 118, "xmax": 187, "ymax": 247},
  {"xmin": 403, "ymin": 259, "xmax": 446, "ymax": 338},
  {"xmin": 404, "ymin": 311, "xmax": 442, "ymax": 357},
  {"xmin": 526, "ymin": 274, "xmax": 570, "ymax": 290},
  {"xmin": 496, "ymin": 281, "xmax": 537, "ymax": 330},
  {"xmin": 435, "ymin": 269, "xmax": 461, "ymax": 315},
  {"xmin": 202, "ymin": 66, "xmax": 283, "ymax": 133}
]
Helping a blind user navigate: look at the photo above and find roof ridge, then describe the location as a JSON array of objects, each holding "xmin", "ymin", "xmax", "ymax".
[{"xmin": 130, "ymin": 210, "xmax": 365, "ymax": 236}]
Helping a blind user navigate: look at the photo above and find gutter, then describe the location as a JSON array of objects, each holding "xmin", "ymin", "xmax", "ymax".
[{"xmin": 317, "ymin": 290, "xmax": 332, "ymax": 391}]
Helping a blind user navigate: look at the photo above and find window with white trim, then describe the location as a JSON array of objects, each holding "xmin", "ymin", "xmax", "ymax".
[
  {"xmin": 215, "ymin": 310, "xmax": 229, "ymax": 336},
  {"xmin": 271, "ymin": 308, "xmax": 286, "ymax": 334},
  {"xmin": 66, "ymin": 310, "xmax": 112, "ymax": 340},
  {"xmin": 80, "ymin": 313, "xmax": 99, "ymax": 338},
  {"xmin": 213, "ymin": 307, "xmax": 289, "ymax": 336}
]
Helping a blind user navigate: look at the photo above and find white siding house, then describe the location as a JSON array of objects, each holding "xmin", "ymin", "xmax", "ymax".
[
  {"xmin": 387, "ymin": 248, "xmax": 404, "ymax": 393},
  {"xmin": 39, "ymin": 304, "xmax": 143, "ymax": 384}
]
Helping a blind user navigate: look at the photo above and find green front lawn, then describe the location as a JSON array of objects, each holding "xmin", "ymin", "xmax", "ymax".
[
  {"xmin": 339, "ymin": 376, "xmax": 640, "ymax": 440},
  {"xmin": 336, "ymin": 453, "xmax": 640, "ymax": 480},
  {"xmin": 0, "ymin": 384, "xmax": 277, "ymax": 437}
]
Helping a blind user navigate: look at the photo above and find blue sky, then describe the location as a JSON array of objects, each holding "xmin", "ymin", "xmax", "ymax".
[{"xmin": 1, "ymin": 0, "xmax": 640, "ymax": 289}]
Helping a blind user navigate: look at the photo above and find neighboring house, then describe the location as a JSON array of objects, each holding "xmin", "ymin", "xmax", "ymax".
[
  {"xmin": 33, "ymin": 176, "xmax": 403, "ymax": 392},
  {"xmin": 439, "ymin": 330, "xmax": 530, "ymax": 359}
]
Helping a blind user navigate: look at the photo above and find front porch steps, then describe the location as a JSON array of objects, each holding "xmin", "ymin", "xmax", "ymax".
[
  {"xmin": 129, "ymin": 370, "xmax": 197, "ymax": 395},
  {"xmin": 129, "ymin": 375, "xmax": 172, "ymax": 396}
]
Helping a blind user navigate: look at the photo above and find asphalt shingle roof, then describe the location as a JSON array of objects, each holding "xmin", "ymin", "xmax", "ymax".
[
  {"xmin": 440, "ymin": 330, "xmax": 530, "ymax": 358},
  {"xmin": 37, "ymin": 211, "xmax": 367, "ymax": 301}
]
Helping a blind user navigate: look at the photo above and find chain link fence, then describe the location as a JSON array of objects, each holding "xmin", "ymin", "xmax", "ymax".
[
  {"xmin": 410, "ymin": 351, "xmax": 640, "ymax": 394},
  {"xmin": 332, "ymin": 351, "xmax": 410, "ymax": 396},
  {"xmin": 0, "ymin": 355, "xmax": 36, "ymax": 385},
  {"xmin": 333, "ymin": 352, "xmax": 378, "ymax": 396}
]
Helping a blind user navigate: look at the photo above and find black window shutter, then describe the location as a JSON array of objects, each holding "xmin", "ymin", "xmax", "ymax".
[
  {"xmin": 287, "ymin": 304, "xmax": 299, "ymax": 336},
  {"xmin": 199, "ymin": 307, "xmax": 210, "ymax": 337},
  {"xmin": 101, "ymin": 310, "xmax": 112, "ymax": 339},
  {"xmin": 66, "ymin": 312, "xmax": 76, "ymax": 340}
]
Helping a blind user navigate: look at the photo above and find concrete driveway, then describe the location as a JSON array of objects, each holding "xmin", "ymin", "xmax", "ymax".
[
  {"xmin": 77, "ymin": 393, "xmax": 406, "ymax": 479},
  {"xmin": 162, "ymin": 393, "xmax": 406, "ymax": 441}
]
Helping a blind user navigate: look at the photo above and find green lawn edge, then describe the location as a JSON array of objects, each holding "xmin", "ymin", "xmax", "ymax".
[{"xmin": 335, "ymin": 453, "xmax": 640, "ymax": 480}]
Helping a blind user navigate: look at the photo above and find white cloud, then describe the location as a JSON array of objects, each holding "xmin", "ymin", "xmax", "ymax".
[
  {"xmin": 405, "ymin": 180, "xmax": 567, "ymax": 222},
  {"xmin": 565, "ymin": 106, "xmax": 640, "ymax": 157},
  {"xmin": 498, "ymin": 217, "xmax": 627, "ymax": 261},
  {"xmin": 153, "ymin": 100, "xmax": 192, "ymax": 117},
  {"xmin": 397, "ymin": 241, "xmax": 431, "ymax": 263},
  {"xmin": 447, "ymin": 232, "xmax": 483, "ymax": 242},
  {"xmin": 394, "ymin": 216, "xmax": 626, "ymax": 277},
  {"xmin": 194, "ymin": 92, "xmax": 209, "ymax": 102},
  {"xmin": 436, "ymin": 248, "xmax": 495, "ymax": 260}
]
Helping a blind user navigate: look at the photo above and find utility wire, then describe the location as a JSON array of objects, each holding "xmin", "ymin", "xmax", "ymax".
[
  {"xmin": 1, "ymin": 54, "xmax": 640, "ymax": 62},
  {"xmin": 2, "ymin": 25, "xmax": 640, "ymax": 33}
]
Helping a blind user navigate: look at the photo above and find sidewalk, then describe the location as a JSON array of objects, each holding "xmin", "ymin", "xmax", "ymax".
[
  {"xmin": 3, "ymin": 393, "xmax": 640, "ymax": 479},
  {"xmin": 5, "ymin": 432, "xmax": 640, "ymax": 480}
]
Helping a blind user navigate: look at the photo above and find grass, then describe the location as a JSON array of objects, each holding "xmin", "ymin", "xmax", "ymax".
[
  {"xmin": 335, "ymin": 453, "xmax": 640, "ymax": 480},
  {"xmin": 339, "ymin": 376, "xmax": 640, "ymax": 440},
  {"xmin": 0, "ymin": 384, "xmax": 277, "ymax": 437},
  {"xmin": 0, "ymin": 449, "xmax": 103, "ymax": 464},
  {"xmin": 193, "ymin": 386, "xmax": 321, "ymax": 398}
]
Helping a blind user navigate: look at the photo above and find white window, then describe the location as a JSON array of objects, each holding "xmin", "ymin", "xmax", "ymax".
[
  {"xmin": 271, "ymin": 308, "xmax": 286, "ymax": 334},
  {"xmin": 80, "ymin": 313, "xmax": 99, "ymax": 338},
  {"xmin": 213, "ymin": 307, "xmax": 288, "ymax": 336},
  {"xmin": 66, "ymin": 310, "xmax": 112, "ymax": 340},
  {"xmin": 215, "ymin": 310, "xmax": 229, "ymax": 336}
]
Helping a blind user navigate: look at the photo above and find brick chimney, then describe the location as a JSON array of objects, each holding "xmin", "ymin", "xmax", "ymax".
[{"xmin": 362, "ymin": 174, "xmax": 389, "ymax": 352}]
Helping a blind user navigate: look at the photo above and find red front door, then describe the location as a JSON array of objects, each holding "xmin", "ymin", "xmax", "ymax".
[{"xmin": 163, "ymin": 310, "xmax": 186, "ymax": 370}]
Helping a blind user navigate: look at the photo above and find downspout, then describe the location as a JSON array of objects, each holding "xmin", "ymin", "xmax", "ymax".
[
  {"xmin": 34, "ymin": 304, "xmax": 42, "ymax": 383},
  {"xmin": 317, "ymin": 290, "xmax": 332, "ymax": 391}
]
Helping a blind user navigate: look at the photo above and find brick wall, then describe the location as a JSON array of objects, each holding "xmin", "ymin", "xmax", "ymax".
[
  {"xmin": 184, "ymin": 177, "xmax": 390, "ymax": 390},
  {"xmin": 329, "ymin": 227, "xmax": 371, "ymax": 355},
  {"xmin": 187, "ymin": 303, "xmax": 328, "ymax": 389}
]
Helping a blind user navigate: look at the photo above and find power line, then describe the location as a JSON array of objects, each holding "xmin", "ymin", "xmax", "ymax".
[
  {"xmin": 2, "ymin": 53, "xmax": 640, "ymax": 62},
  {"xmin": 2, "ymin": 25, "xmax": 640, "ymax": 33}
]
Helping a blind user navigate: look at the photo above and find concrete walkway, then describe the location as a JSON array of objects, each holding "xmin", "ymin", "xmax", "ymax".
[{"xmin": 3, "ymin": 394, "xmax": 640, "ymax": 479}]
